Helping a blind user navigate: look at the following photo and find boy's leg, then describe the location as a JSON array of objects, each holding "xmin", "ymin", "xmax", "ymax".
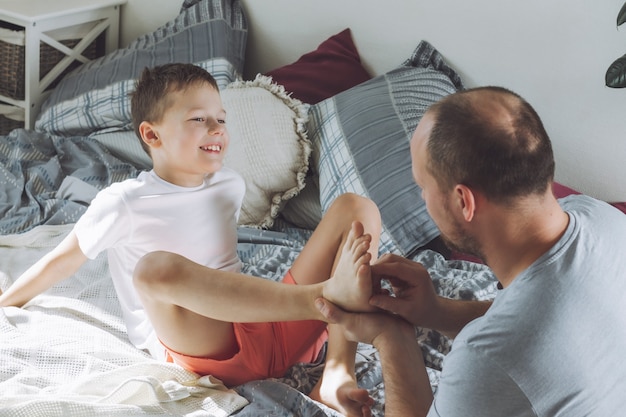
[
  {"xmin": 133, "ymin": 256, "xmax": 322, "ymax": 365},
  {"xmin": 290, "ymin": 193, "xmax": 380, "ymax": 289},
  {"xmin": 132, "ymin": 193, "xmax": 380, "ymax": 397},
  {"xmin": 133, "ymin": 262, "xmax": 239, "ymax": 361},
  {"xmin": 289, "ymin": 193, "xmax": 381, "ymax": 416}
]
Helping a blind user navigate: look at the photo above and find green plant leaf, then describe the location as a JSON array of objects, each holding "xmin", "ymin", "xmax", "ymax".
[
  {"xmin": 619, "ymin": 2, "xmax": 626, "ymax": 26},
  {"xmin": 606, "ymin": 54, "xmax": 626, "ymax": 88}
]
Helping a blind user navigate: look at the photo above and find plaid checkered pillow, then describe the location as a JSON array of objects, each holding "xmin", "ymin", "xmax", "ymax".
[{"xmin": 307, "ymin": 41, "xmax": 464, "ymax": 257}]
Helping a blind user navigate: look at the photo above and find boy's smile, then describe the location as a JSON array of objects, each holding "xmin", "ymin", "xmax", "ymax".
[{"xmin": 200, "ymin": 144, "xmax": 222, "ymax": 153}]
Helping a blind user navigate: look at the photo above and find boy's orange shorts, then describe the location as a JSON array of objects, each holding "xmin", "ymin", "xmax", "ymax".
[{"xmin": 162, "ymin": 270, "xmax": 328, "ymax": 387}]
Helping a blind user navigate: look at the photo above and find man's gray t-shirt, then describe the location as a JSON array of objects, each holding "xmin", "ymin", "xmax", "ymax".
[{"xmin": 427, "ymin": 195, "xmax": 626, "ymax": 417}]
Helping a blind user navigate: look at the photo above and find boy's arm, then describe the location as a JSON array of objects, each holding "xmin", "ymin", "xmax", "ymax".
[{"xmin": 0, "ymin": 231, "xmax": 88, "ymax": 307}]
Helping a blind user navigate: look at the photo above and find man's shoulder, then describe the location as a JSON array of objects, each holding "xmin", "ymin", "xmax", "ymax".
[
  {"xmin": 560, "ymin": 194, "xmax": 626, "ymax": 244},
  {"xmin": 559, "ymin": 194, "xmax": 623, "ymax": 218}
]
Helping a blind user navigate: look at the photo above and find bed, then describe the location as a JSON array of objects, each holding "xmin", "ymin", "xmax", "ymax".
[{"xmin": 1, "ymin": 1, "xmax": 624, "ymax": 416}]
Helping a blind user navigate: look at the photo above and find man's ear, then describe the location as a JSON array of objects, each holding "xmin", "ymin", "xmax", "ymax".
[
  {"xmin": 138, "ymin": 121, "xmax": 161, "ymax": 149},
  {"xmin": 454, "ymin": 184, "xmax": 476, "ymax": 222}
]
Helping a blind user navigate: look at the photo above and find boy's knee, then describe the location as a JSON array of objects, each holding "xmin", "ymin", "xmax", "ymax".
[
  {"xmin": 332, "ymin": 193, "xmax": 380, "ymax": 221},
  {"xmin": 133, "ymin": 251, "xmax": 178, "ymax": 293},
  {"xmin": 332, "ymin": 193, "xmax": 372, "ymax": 210}
]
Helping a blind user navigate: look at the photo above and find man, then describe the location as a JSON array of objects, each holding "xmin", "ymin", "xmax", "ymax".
[{"xmin": 316, "ymin": 86, "xmax": 626, "ymax": 416}]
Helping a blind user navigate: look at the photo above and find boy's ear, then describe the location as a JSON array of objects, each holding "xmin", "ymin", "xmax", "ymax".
[
  {"xmin": 454, "ymin": 184, "xmax": 477, "ymax": 222},
  {"xmin": 138, "ymin": 121, "xmax": 161, "ymax": 149}
]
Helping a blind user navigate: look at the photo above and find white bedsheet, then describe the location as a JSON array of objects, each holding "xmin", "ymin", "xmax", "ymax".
[{"xmin": 0, "ymin": 225, "xmax": 248, "ymax": 417}]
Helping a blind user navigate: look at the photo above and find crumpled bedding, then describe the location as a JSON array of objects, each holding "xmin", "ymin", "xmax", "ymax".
[
  {"xmin": 0, "ymin": 129, "xmax": 140, "ymax": 235},
  {"xmin": 0, "ymin": 220, "xmax": 497, "ymax": 417}
]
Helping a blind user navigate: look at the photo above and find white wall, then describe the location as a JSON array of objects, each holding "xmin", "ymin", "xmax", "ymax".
[
  {"xmin": 120, "ymin": 0, "xmax": 626, "ymax": 202},
  {"xmin": 119, "ymin": 1, "xmax": 180, "ymax": 44}
]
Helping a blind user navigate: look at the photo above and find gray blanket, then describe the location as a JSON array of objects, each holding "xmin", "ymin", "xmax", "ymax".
[{"xmin": 0, "ymin": 129, "xmax": 140, "ymax": 234}]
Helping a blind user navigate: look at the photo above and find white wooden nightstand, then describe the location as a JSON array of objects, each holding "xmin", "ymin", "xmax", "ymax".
[{"xmin": 0, "ymin": 0, "xmax": 127, "ymax": 131}]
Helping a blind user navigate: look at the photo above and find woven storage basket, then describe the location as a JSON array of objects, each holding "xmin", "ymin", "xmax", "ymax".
[{"xmin": 0, "ymin": 24, "xmax": 98, "ymax": 100}]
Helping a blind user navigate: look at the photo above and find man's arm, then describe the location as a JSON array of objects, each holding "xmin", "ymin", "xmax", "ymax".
[
  {"xmin": 315, "ymin": 298, "xmax": 434, "ymax": 417},
  {"xmin": 0, "ymin": 231, "xmax": 87, "ymax": 307},
  {"xmin": 427, "ymin": 297, "xmax": 491, "ymax": 339},
  {"xmin": 372, "ymin": 323, "xmax": 434, "ymax": 417},
  {"xmin": 371, "ymin": 254, "xmax": 491, "ymax": 338}
]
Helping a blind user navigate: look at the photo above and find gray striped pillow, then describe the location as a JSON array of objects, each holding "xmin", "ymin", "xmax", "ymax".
[
  {"xmin": 35, "ymin": 0, "xmax": 247, "ymax": 137},
  {"xmin": 308, "ymin": 41, "xmax": 463, "ymax": 257}
]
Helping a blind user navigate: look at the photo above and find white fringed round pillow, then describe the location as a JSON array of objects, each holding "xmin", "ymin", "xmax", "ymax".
[{"xmin": 221, "ymin": 75, "xmax": 311, "ymax": 228}]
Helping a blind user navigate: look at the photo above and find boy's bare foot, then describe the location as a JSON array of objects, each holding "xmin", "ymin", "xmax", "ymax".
[
  {"xmin": 309, "ymin": 366, "xmax": 374, "ymax": 417},
  {"xmin": 323, "ymin": 221, "xmax": 375, "ymax": 313}
]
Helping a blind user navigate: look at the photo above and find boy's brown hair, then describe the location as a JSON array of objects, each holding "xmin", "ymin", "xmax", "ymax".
[{"xmin": 130, "ymin": 63, "xmax": 219, "ymax": 155}]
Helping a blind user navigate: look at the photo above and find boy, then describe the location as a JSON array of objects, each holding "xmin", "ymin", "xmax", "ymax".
[{"xmin": 0, "ymin": 63, "xmax": 380, "ymax": 416}]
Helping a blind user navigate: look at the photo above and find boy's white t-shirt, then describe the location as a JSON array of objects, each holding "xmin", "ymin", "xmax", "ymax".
[{"xmin": 72, "ymin": 168, "xmax": 245, "ymax": 358}]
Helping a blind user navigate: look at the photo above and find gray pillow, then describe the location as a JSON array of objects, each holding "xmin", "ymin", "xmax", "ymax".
[
  {"xmin": 308, "ymin": 41, "xmax": 463, "ymax": 257},
  {"xmin": 35, "ymin": 0, "xmax": 247, "ymax": 137}
]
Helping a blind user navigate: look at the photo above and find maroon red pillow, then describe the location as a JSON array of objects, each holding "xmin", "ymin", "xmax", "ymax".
[
  {"xmin": 264, "ymin": 28, "xmax": 372, "ymax": 104},
  {"xmin": 552, "ymin": 182, "xmax": 581, "ymax": 199}
]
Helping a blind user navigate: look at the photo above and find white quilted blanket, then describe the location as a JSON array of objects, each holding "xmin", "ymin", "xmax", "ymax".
[{"xmin": 0, "ymin": 225, "xmax": 248, "ymax": 417}]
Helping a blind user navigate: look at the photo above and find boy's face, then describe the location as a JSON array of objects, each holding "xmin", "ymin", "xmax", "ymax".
[{"xmin": 141, "ymin": 82, "xmax": 229, "ymax": 187}]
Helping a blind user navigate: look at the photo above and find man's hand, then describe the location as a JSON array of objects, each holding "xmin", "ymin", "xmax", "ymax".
[
  {"xmin": 371, "ymin": 253, "xmax": 492, "ymax": 338},
  {"xmin": 315, "ymin": 297, "xmax": 412, "ymax": 347},
  {"xmin": 370, "ymin": 254, "xmax": 439, "ymax": 327}
]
